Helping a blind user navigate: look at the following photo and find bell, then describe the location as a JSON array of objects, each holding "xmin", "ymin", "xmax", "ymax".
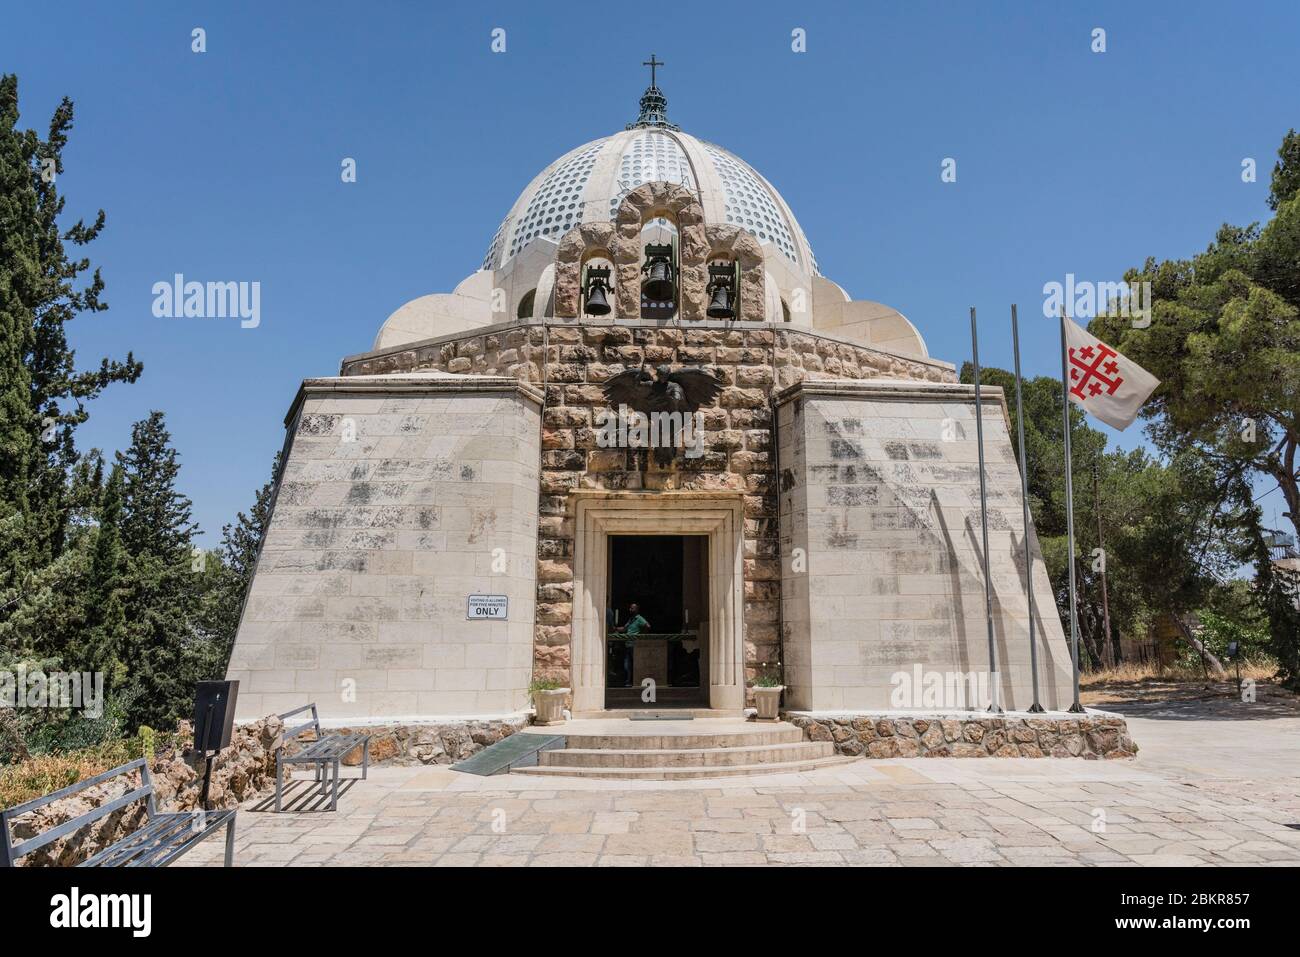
[
  {"xmin": 642, "ymin": 258, "xmax": 674, "ymax": 302},
  {"xmin": 584, "ymin": 280, "xmax": 611, "ymax": 316},
  {"xmin": 706, "ymin": 282, "xmax": 734, "ymax": 319}
]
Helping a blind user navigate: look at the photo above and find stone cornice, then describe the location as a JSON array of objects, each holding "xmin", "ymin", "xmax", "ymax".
[
  {"xmin": 339, "ymin": 319, "xmax": 958, "ymax": 376},
  {"xmin": 284, "ymin": 373, "xmax": 544, "ymax": 427},
  {"xmin": 775, "ymin": 377, "xmax": 1012, "ymax": 426}
]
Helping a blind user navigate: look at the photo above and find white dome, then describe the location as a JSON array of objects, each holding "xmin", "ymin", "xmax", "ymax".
[{"xmin": 482, "ymin": 124, "xmax": 818, "ymax": 277}]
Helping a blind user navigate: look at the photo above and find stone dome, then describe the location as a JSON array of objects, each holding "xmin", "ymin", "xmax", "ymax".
[{"xmin": 482, "ymin": 84, "xmax": 818, "ymax": 277}]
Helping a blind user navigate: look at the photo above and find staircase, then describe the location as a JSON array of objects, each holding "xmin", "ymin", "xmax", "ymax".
[{"xmin": 510, "ymin": 718, "xmax": 857, "ymax": 780}]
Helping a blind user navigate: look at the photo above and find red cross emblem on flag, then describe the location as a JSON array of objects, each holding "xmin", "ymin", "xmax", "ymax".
[
  {"xmin": 1061, "ymin": 316, "xmax": 1160, "ymax": 430},
  {"xmin": 1068, "ymin": 342, "xmax": 1124, "ymax": 401}
]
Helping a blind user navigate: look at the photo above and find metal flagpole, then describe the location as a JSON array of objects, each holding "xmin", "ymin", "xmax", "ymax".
[
  {"xmin": 1093, "ymin": 460, "xmax": 1115, "ymax": 669},
  {"xmin": 970, "ymin": 307, "xmax": 1002, "ymax": 713},
  {"xmin": 1059, "ymin": 307, "xmax": 1085, "ymax": 713},
  {"xmin": 1011, "ymin": 305, "xmax": 1045, "ymax": 712}
]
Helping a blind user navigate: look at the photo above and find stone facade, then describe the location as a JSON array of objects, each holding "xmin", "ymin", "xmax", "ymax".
[
  {"xmin": 788, "ymin": 711, "xmax": 1139, "ymax": 759},
  {"xmin": 227, "ymin": 375, "xmax": 542, "ymax": 721},
  {"xmin": 219, "ymin": 84, "xmax": 1087, "ymax": 727},
  {"xmin": 551, "ymin": 182, "xmax": 766, "ymax": 323},
  {"xmin": 777, "ymin": 379, "xmax": 1073, "ymax": 712},
  {"xmin": 337, "ymin": 322, "xmax": 956, "ymax": 704}
]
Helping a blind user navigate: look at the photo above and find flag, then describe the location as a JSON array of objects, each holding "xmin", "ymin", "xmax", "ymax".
[{"xmin": 1062, "ymin": 316, "xmax": 1160, "ymax": 430}]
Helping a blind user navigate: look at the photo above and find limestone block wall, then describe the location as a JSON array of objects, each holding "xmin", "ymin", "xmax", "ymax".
[
  {"xmin": 226, "ymin": 374, "xmax": 542, "ymax": 721},
  {"xmin": 339, "ymin": 322, "xmax": 956, "ymax": 700},
  {"xmin": 777, "ymin": 379, "xmax": 1073, "ymax": 712}
]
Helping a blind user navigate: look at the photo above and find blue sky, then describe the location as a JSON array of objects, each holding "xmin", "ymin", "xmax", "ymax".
[{"xmin": 3, "ymin": 1, "xmax": 1297, "ymax": 543}]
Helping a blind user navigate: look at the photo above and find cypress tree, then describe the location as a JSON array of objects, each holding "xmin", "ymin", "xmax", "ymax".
[
  {"xmin": 0, "ymin": 73, "xmax": 140, "ymax": 658},
  {"xmin": 79, "ymin": 464, "xmax": 127, "ymax": 681}
]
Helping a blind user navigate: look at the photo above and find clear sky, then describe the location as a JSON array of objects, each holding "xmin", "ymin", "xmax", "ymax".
[{"xmin": 3, "ymin": 1, "xmax": 1297, "ymax": 543}]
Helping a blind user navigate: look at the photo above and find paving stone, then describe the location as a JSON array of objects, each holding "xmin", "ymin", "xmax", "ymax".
[{"xmin": 173, "ymin": 713, "xmax": 1300, "ymax": 869}]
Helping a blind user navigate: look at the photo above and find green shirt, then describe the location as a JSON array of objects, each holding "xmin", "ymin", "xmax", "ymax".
[{"xmin": 624, "ymin": 614, "xmax": 650, "ymax": 636}]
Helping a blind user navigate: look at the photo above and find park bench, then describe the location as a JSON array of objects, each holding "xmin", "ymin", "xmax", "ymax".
[
  {"xmin": 275, "ymin": 703, "xmax": 371, "ymax": 812},
  {"xmin": 0, "ymin": 758, "xmax": 235, "ymax": 867}
]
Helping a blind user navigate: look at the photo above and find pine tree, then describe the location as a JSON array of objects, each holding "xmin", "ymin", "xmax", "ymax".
[
  {"xmin": 215, "ymin": 453, "xmax": 279, "ymax": 648},
  {"xmin": 190, "ymin": 451, "xmax": 280, "ymax": 689},
  {"xmin": 115, "ymin": 412, "xmax": 200, "ymax": 728},
  {"xmin": 117, "ymin": 412, "xmax": 197, "ymax": 561}
]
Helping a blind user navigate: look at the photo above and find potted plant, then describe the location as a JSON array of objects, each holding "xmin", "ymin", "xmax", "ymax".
[
  {"xmin": 751, "ymin": 671, "xmax": 784, "ymax": 721},
  {"xmin": 529, "ymin": 678, "xmax": 570, "ymax": 726}
]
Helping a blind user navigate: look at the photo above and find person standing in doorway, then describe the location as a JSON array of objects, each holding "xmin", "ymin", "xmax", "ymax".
[{"xmin": 617, "ymin": 602, "xmax": 650, "ymax": 686}]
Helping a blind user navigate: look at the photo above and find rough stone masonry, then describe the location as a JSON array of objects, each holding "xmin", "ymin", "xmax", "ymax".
[{"xmin": 224, "ymin": 306, "xmax": 1078, "ymax": 723}]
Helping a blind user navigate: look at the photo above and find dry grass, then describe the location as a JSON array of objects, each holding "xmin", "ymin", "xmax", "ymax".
[
  {"xmin": 1081, "ymin": 658, "xmax": 1278, "ymax": 687},
  {"xmin": 0, "ymin": 740, "xmax": 136, "ymax": 810}
]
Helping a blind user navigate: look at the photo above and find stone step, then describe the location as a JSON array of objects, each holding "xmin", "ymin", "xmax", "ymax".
[
  {"xmin": 553, "ymin": 727, "xmax": 807, "ymax": 751},
  {"xmin": 513, "ymin": 754, "xmax": 859, "ymax": 780},
  {"xmin": 540, "ymin": 741, "xmax": 834, "ymax": 769}
]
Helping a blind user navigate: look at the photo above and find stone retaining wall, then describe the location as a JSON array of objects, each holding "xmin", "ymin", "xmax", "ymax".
[
  {"xmin": 787, "ymin": 712, "xmax": 1138, "ymax": 759},
  {"xmin": 9, "ymin": 714, "xmax": 525, "ymax": 866},
  {"xmin": 11, "ymin": 715, "xmax": 284, "ymax": 866},
  {"xmin": 329, "ymin": 716, "xmax": 527, "ymax": 766}
]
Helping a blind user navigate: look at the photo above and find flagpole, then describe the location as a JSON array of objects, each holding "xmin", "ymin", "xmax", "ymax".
[
  {"xmin": 1059, "ymin": 307, "xmax": 1085, "ymax": 713},
  {"xmin": 1011, "ymin": 305, "xmax": 1045, "ymax": 713},
  {"xmin": 970, "ymin": 307, "xmax": 1002, "ymax": 713}
]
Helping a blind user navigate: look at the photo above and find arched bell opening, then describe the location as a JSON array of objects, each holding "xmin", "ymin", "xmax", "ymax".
[
  {"xmin": 705, "ymin": 256, "xmax": 738, "ymax": 320},
  {"xmin": 580, "ymin": 252, "xmax": 615, "ymax": 318},
  {"xmin": 639, "ymin": 217, "xmax": 678, "ymax": 320}
]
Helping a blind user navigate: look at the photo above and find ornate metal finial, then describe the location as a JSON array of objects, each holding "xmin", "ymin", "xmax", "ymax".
[{"xmin": 627, "ymin": 54, "xmax": 680, "ymax": 130}]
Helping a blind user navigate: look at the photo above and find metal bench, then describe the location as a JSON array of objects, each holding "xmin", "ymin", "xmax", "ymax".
[
  {"xmin": 1, "ymin": 758, "xmax": 235, "ymax": 867},
  {"xmin": 275, "ymin": 703, "xmax": 371, "ymax": 812}
]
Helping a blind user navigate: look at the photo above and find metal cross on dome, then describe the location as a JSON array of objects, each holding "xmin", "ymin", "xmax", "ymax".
[
  {"xmin": 628, "ymin": 55, "xmax": 680, "ymax": 131},
  {"xmin": 643, "ymin": 54, "xmax": 664, "ymax": 87}
]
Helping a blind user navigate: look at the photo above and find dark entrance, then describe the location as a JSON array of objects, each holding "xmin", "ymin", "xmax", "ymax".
[{"xmin": 605, "ymin": 534, "xmax": 708, "ymax": 709}]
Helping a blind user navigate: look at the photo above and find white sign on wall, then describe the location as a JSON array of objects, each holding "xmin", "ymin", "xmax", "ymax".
[{"xmin": 466, "ymin": 595, "xmax": 509, "ymax": 620}]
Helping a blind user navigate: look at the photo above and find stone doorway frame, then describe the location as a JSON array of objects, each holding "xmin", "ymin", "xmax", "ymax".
[{"xmin": 569, "ymin": 491, "xmax": 746, "ymax": 715}]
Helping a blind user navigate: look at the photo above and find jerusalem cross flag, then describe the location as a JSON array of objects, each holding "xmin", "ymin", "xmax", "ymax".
[{"xmin": 1063, "ymin": 316, "xmax": 1160, "ymax": 430}]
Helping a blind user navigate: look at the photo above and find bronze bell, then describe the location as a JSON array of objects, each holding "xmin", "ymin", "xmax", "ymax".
[
  {"xmin": 585, "ymin": 282, "xmax": 611, "ymax": 316},
  {"xmin": 706, "ymin": 282, "xmax": 734, "ymax": 319},
  {"xmin": 584, "ymin": 266, "xmax": 612, "ymax": 316},
  {"xmin": 706, "ymin": 263, "xmax": 736, "ymax": 319},
  {"xmin": 641, "ymin": 244, "xmax": 676, "ymax": 303}
]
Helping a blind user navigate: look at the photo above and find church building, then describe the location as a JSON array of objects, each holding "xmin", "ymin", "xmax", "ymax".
[{"xmin": 226, "ymin": 66, "xmax": 1073, "ymax": 724}]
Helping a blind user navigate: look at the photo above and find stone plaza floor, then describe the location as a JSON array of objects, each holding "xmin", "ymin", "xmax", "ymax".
[{"xmin": 180, "ymin": 696, "xmax": 1300, "ymax": 867}]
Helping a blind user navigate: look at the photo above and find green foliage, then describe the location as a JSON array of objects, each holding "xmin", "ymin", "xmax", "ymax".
[
  {"xmin": 0, "ymin": 73, "xmax": 141, "ymax": 597},
  {"xmin": 198, "ymin": 452, "xmax": 280, "ymax": 675},
  {"xmin": 77, "ymin": 464, "xmax": 127, "ymax": 679},
  {"xmin": 1244, "ymin": 523, "xmax": 1300, "ymax": 687},
  {"xmin": 1088, "ymin": 128, "xmax": 1300, "ymax": 686},
  {"xmin": 1181, "ymin": 610, "xmax": 1271, "ymax": 669},
  {"xmin": 112, "ymin": 411, "xmax": 202, "ymax": 728},
  {"xmin": 138, "ymin": 725, "xmax": 156, "ymax": 759},
  {"xmin": 528, "ymin": 678, "xmax": 564, "ymax": 696},
  {"xmin": 0, "ymin": 75, "xmax": 275, "ymax": 741},
  {"xmin": 960, "ymin": 367, "xmax": 1257, "ymax": 671},
  {"xmin": 1267, "ymin": 128, "xmax": 1300, "ymax": 211}
]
